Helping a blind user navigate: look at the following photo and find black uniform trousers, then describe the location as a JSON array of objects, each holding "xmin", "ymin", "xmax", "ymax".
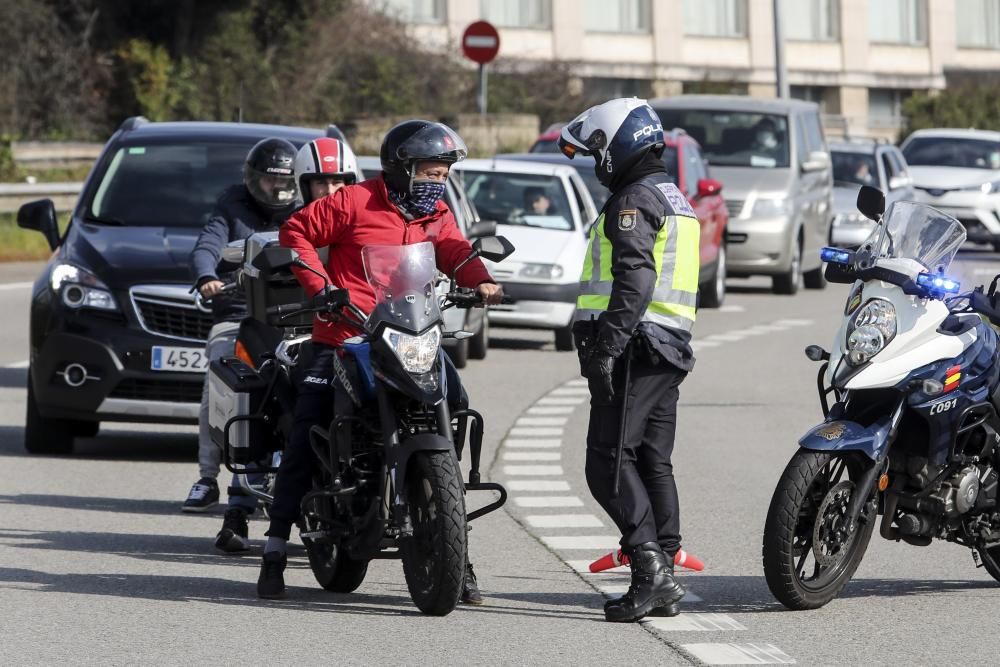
[
  {"xmin": 267, "ymin": 343, "xmax": 467, "ymax": 541},
  {"xmin": 585, "ymin": 349, "xmax": 686, "ymax": 557}
]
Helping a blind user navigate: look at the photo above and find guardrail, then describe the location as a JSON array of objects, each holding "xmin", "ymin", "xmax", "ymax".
[{"xmin": 0, "ymin": 182, "xmax": 83, "ymax": 215}]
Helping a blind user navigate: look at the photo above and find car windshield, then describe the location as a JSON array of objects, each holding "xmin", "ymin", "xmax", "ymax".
[
  {"xmin": 655, "ymin": 109, "xmax": 790, "ymax": 169},
  {"xmin": 86, "ymin": 141, "xmax": 260, "ymax": 227},
  {"xmin": 902, "ymin": 136, "xmax": 1000, "ymax": 170},
  {"xmin": 361, "ymin": 242, "xmax": 440, "ymax": 332},
  {"xmin": 459, "ymin": 170, "xmax": 575, "ymax": 231},
  {"xmin": 832, "ymin": 151, "xmax": 879, "ymax": 187},
  {"xmin": 863, "ymin": 201, "xmax": 965, "ymax": 272}
]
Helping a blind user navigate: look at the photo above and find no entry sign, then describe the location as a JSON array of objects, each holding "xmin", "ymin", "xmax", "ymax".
[{"xmin": 462, "ymin": 21, "xmax": 500, "ymax": 64}]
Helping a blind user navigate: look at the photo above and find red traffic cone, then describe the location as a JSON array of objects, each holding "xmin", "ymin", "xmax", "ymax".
[{"xmin": 589, "ymin": 548, "xmax": 704, "ymax": 573}]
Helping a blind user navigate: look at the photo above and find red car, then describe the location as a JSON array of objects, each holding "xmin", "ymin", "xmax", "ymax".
[{"xmin": 515, "ymin": 127, "xmax": 729, "ymax": 307}]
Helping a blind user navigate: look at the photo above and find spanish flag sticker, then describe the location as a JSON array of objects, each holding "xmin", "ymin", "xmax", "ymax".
[{"xmin": 944, "ymin": 365, "xmax": 961, "ymax": 392}]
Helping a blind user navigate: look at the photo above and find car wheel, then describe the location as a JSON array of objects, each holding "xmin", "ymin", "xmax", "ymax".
[
  {"xmin": 699, "ymin": 243, "xmax": 726, "ymax": 309},
  {"xmin": 773, "ymin": 235, "xmax": 803, "ymax": 296},
  {"xmin": 469, "ymin": 316, "xmax": 488, "ymax": 360},
  {"xmin": 447, "ymin": 339, "xmax": 469, "ymax": 369},
  {"xmin": 24, "ymin": 373, "xmax": 75, "ymax": 455},
  {"xmin": 554, "ymin": 324, "xmax": 575, "ymax": 352}
]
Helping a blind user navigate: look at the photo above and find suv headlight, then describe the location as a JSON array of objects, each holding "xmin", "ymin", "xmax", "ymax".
[
  {"xmin": 751, "ymin": 196, "xmax": 791, "ymax": 218},
  {"xmin": 979, "ymin": 180, "xmax": 1000, "ymax": 194},
  {"xmin": 382, "ymin": 326, "xmax": 441, "ymax": 374},
  {"xmin": 846, "ymin": 298, "xmax": 896, "ymax": 365},
  {"xmin": 519, "ymin": 263, "xmax": 564, "ymax": 280},
  {"xmin": 50, "ymin": 263, "xmax": 118, "ymax": 311}
]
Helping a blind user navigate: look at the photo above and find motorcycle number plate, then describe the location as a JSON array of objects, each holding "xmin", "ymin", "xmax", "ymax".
[{"xmin": 151, "ymin": 346, "xmax": 209, "ymax": 372}]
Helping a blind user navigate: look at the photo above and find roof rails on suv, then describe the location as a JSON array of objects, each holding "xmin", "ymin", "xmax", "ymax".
[{"xmin": 119, "ymin": 116, "xmax": 149, "ymax": 132}]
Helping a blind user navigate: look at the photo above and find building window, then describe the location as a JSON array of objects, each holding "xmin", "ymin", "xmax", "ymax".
[
  {"xmin": 869, "ymin": 88, "xmax": 912, "ymax": 127},
  {"xmin": 957, "ymin": 0, "xmax": 1000, "ymax": 49},
  {"xmin": 683, "ymin": 0, "xmax": 748, "ymax": 38},
  {"xmin": 585, "ymin": 0, "xmax": 650, "ymax": 33},
  {"xmin": 481, "ymin": 0, "xmax": 551, "ymax": 28},
  {"xmin": 790, "ymin": 85, "xmax": 830, "ymax": 113},
  {"xmin": 784, "ymin": 0, "xmax": 839, "ymax": 41},
  {"xmin": 869, "ymin": 0, "xmax": 927, "ymax": 45},
  {"xmin": 372, "ymin": 0, "xmax": 446, "ymax": 23}
]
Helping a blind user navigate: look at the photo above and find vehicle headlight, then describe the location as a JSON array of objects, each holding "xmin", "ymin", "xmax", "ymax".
[
  {"xmin": 835, "ymin": 212, "xmax": 868, "ymax": 226},
  {"xmin": 751, "ymin": 196, "xmax": 791, "ymax": 218},
  {"xmin": 519, "ymin": 263, "xmax": 564, "ymax": 280},
  {"xmin": 845, "ymin": 298, "xmax": 896, "ymax": 366},
  {"xmin": 382, "ymin": 326, "xmax": 441, "ymax": 374},
  {"xmin": 50, "ymin": 263, "xmax": 118, "ymax": 311},
  {"xmin": 979, "ymin": 180, "xmax": 1000, "ymax": 194}
]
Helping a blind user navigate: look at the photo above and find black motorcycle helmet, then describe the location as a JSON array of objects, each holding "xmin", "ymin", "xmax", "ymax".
[
  {"xmin": 244, "ymin": 138, "xmax": 298, "ymax": 210},
  {"xmin": 379, "ymin": 120, "xmax": 468, "ymax": 194}
]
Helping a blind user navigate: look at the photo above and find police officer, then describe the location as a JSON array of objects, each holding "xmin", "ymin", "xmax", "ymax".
[{"xmin": 559, "ymin": 98, "xmax": 699, "ymax": 623}]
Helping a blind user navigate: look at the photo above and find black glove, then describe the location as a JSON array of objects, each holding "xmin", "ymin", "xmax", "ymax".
[{"xmin": 583, "ymin": 352, "xmax": 616, "ymax": 402}]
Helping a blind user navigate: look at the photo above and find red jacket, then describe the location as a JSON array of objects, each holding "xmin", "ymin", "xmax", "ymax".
[{"xmin": 279, "ymin": 175, "xmax": 494, "ymax": 347}]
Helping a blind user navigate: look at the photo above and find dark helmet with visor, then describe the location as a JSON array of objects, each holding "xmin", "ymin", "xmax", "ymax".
[
  {"xmin": 379, "ymin": 120, "xmax": 467, "ymax": 194},
  {"xmin": 244, "ymin": 138, "xmax": 298, "ymax": 210}
]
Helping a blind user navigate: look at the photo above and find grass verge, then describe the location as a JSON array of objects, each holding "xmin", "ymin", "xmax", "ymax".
[{"xmin": 0, "ymin": 211, "xmax": 68, "ymax": 262}]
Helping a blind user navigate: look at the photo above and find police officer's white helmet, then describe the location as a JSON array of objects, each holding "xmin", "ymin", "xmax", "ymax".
[{"xmin": 558, "ymin": 98, "xmax": 665, "ymax": 187}]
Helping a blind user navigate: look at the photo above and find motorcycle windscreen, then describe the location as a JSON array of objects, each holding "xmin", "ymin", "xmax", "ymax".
[
  {"xmin": 860, "ymin": 201, "xmax": 965, "ymax": 272},
  {"xmin": 361, "ymin": 241, "xmax": 442, "ymax": 334}
]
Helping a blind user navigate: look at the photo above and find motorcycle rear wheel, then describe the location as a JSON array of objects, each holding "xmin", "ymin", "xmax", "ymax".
[
  {"xmin": 400, "ymin": 450, "xmax": 467, "ymax": 616},
  {"xmin": 762, "ymin": 449, "xmax": 875, "ymax": 610},
  {"xmin": 304, "ymin": 535, "xmax": 369, "ymax": 593}
]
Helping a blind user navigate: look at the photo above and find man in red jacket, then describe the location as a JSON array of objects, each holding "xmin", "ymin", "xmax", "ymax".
[{"xmin": 258, "ymin": 120, "xmax": 502, "ymax": 601}]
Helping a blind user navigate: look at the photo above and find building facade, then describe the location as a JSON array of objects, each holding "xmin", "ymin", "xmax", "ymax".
[{"xmin": 371, "ymin": 0, "xmax": 1000, "ymax": 138}]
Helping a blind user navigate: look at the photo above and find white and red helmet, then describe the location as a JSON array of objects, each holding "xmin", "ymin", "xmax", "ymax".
[{"xmin": 293, "ymin": 138, "xmax": 361, "ymax": 203}]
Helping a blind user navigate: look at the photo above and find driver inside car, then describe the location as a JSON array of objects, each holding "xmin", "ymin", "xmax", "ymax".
[{"xmin": 258, "ymin": 120, "xmax": 503, "ymax": 602}]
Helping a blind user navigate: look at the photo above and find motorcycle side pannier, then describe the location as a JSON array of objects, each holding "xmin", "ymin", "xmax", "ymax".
[{"xmin": 208, "ymin": 356, "xmax": 269, "ymax": 463}]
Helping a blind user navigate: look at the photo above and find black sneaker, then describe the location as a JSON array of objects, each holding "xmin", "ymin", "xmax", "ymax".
[
  {"xmin": 257, "ymin": 551, "xmax": 287, "ymax": 599},
  {"xmin": 461, "ymin": 562, "xmax": 484, "ymax": 605},
  {"xmin": 181, "ymin": 477, "xmax": 219, "ymax": 513},
  {"xmin": 215, "ymin": 508, "xmax": 250, "ymax": 553}
]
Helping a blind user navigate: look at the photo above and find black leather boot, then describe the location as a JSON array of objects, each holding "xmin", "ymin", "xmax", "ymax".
[{"xmin": 603, "ymin": 542, "xmax": 684, "ymax": 623}]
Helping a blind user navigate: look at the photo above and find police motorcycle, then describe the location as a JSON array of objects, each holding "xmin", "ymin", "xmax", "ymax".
[
  {"xmin": 762, "ymin": 186, "xmax": 1000, "ymax": 610},
  {"xmin": 210, "ymin": 233, "xmax": 515, "ymax": 616}
]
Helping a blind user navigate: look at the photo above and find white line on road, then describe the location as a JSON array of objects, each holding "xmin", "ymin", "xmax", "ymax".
[
  {"xmin": 718, "ymin": 304, "xmax": 745, "ymax": 312},
  {"xmin": 540, "ymin": 535, "xmax": 619, "ymax": 550},
  {"xmin": 690, "ymin": 341, "xmax": 721, "ymax": 350},
  {"xmin": 503, "ymin": 465, "xmax": 564, "ymax": 476},
  {"xmin": 513, "ymin": 496, "xmax": 584, "ymax": 508},
  {"xmin": 507, "ymin": 480, "xmax": 571, "ymax": 492},
  {"xmin": 3, "ymin": 360, "xmax": 29, "ymax": 369},
  {"xmin": 682, "ymin": 643, "xmax": 796, "ymax": 665},
  {"xmin": 773, "ymin": 318, "xmax": 812, "ymax": 327},
  {"xmin": 504, "ymin": 439, "xmax": 562, "ymax": 448},
  {"xmin": 503, "ymin": 451, "xmax": 561, "ymax": 461},
  {"xmin": 536, "ymin": 397, "xmax": 588, "ymax": 406},
  {"xmin": 641, "ymin": 614, "xmax": 746, "ymax": 632},
  {"xmin": 526, "ymin": 514, "xmax": 603, "ymax": 528},
  {"xmin": 705, "ymin": 333, "xmax": 748, "ymax": 343},
  {"xmin": 527, "ymin": 406, "xmax": 577, "ymax": 415},
  {"xmin": 508, "ymin": 427, "xmax": 564, "ymax": 437},
  {"xmin": 0, "ymin": 282, "xmax": 32, "ymax": 292},
  {"xmin": 516, "ymin": 416, "xmax": 569, "ymax": 426},
  {"xmin": 548, "ymin": 387, "xmax": 591, "ymax": 396}
]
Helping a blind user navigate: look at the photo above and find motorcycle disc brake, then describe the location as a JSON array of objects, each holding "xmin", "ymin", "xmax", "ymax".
[{"xmin": 812, "ymin": 480, "xmax": 856, "ymax": 568}]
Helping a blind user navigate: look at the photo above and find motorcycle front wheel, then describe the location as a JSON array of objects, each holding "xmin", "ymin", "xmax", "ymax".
[
  {"xmin": 400, "ymin": 450, "xmax": 467, "ymax": 616},
  {"xmin": 762, "ymin": 449, "xmax": 876, "ymax": 610}
]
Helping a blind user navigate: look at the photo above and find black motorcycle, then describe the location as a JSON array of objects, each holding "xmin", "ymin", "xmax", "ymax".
[{"xmin": 213, "ymin": 236, "xmax": 514, "ymax": 615}]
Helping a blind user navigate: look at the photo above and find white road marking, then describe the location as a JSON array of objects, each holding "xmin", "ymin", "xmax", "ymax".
[
  {"xmin": 513, "ymin": 496, "xmax": 584, "ymax": 508},
  {"xmin": 3, "ymin": 360, "xmax": 29, "ymax": 369},
  {"xmin": 704, "ymin": 333, "xmax": 748, "ymax": 343},
  {"xmin": 718, "ymin": 304, "xmax": 745, "ymax": 312},
  {"xmin": 509, "ymin": 427, "xmax": 564, "ymax": 437},
  {"xmin": 690, "ymin": 341, "xmax": 721, "ymax": 350},
  {"xmin": 504, "ymin": 439, "xmax": 562, "ymax": 448},
  {"xmin": 642, "ymin": 614, "xmax": 746, "ymax": 632},
  {"xmin": 548, "ymin": 387, "xmax": 591, "ymax": 396},
  {"xmin": 526, "ymin": 514, "xmax": 603, "ymax": 528},
  {"xmin": 540, "ymin": 535, "xmax": 619, "ymax": 550},
  {"xmin": 536, "ymin": 397, "xmax": 588, "ymax": 406},
  {"xmin": 682, "ymin": 643, "xmax": 796, "ymax": 665},
  {"xmin": 773, "ymin": 318, "xmax": 812, "ymax": 327},
  {"xmin": 742, "ymin": 324, "xmax": 787, "ymax": 334},
  {"xmin": 503, "ymin": 451, "xmax": 561, "ymax": 461},
  {"xmin": 0, "ymin": 282, "xmax": 32, "ymax": 292},
  {"xmin": 527, "ymin": 406, "xmax": 576, "ymax": 415},
  {"xmin": 516, "ymin": 416, "xmax": 569, "ymax": 426},
  {"xmin": 507, "ymin": 480, "xmax": 571, "ymax": 492},
  {"xmin": 503, "ymin": 465, "xmax": 564, "ymax": 476}
]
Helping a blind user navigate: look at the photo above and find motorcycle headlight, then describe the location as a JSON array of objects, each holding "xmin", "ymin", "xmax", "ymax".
[
  {"xmin": 382, "ymin": 326, "xmax": 441, "ymax": 374},
  {"xmin": 846, "ymin": 298, "xmax": 896, "ymax": 366},
  {"xmin": 751, "ymin": 196, "xmax": 790, "ymax": 218},
  {"xmin": 519, "ymin": 263, "xmax": 564, "ymax": 280},
  {"xmin": 50, "ymin": 263, "xmax": 118, "ymax": 311}
]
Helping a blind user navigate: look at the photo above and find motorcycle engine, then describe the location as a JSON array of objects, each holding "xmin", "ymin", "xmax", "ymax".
[{"xmin": 928, "ymin": 466, "xmax": 981, "ymax": 516}]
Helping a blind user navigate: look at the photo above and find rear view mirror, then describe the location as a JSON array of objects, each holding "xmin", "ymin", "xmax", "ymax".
[
  {"xmin": 473, "ymin": 236, "xmax": 515, "ymax": 263},
  {"xmin": 888, "ymin": 175, "xmax": 910, "ymax": 191},
  {"xmin": 857, "ymin": 185, "xmax": 886, "ymax": 221},
  {"xmin": 801, "ymin": 150, "xmax": 830, "ymax": 173},
  {"xmin": 251, "ymin": 246, "xmax": 300, "ymax": 273},
  {"xmin": 466, "ymin": 220, "xmax": 498, "ymax": 239},
  {"xmin": 695, "ymin": 178, "xmax": 723, "ymax": 199},
  {"xmin": 17, "ymin": 199, "xmax": 60, "ymax": 251}
]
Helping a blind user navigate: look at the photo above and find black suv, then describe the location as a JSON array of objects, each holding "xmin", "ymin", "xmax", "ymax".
[{"xmin": 17, "ymin": 118, "xmax": 337, "ymax": 454}]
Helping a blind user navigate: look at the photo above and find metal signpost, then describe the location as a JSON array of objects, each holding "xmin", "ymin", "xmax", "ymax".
[{"xmin": 462, "ymin": 21, "xmax": 501, "ymax": 115}]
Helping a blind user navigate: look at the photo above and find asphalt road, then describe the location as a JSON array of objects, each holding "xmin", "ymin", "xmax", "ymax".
[{"xmin": 2, "ymin": 252, "xmax": 1000, "ymax": 665}]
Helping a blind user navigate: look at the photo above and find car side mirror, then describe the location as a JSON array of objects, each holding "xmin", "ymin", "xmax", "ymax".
[
  {"xmin": 857, "ymin": 185, "xmax": 886, "ymax": 221},
  {"xmin": 888, "ymin": 175, "xmax": 909, "ymax": 191},
  {"xmin": 17, "ymin": 199, "xmax": 60, "ymax": 251},
  {"xmin": 473, "ymin": 235, "xmax": 515, "ymax": 263},
  {"xmin": 466, "ymin": 220, "xmax": 498, "ymax": 239},
  {"xmin": 251, "ymin": 246, "xmax": 300, "ymax": 273},
  {"xmin": 221, "ymin": 240, "xmax": 245, "ymax": 265},
  {"xmin": 801, "ymin": 151, "xmax": 830, "ymax": 173},
  {"xmin": 695, "ymin": 178, "xmax": 723, "ymax": 200}
]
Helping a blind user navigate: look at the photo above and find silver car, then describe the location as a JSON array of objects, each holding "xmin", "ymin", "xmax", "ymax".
[
  {"xmin": 652, "ymin": 95, "xmax": 833, "ymax": 295},
  {"xmin": 829, "ymin": 140, "xmax": 915, "ymax": 248}
]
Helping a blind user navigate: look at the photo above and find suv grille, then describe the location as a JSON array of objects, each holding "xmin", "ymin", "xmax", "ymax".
[
  {"xmin": 110, "ymin": 378, "xmax": 203, "ymax": 403},
  {"xmin": 725, "ymin": 199, "xmax": 745, "ymax": 218},
  {"xmin": 131, "ymin": 285, "xmax": 212, "ymax": 343}
]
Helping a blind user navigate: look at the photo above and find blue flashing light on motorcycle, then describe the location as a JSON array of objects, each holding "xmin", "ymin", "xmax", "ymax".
[
  {"xmin": 916, "ymin": 271, "xmax": 960, "ymax": 296},
  {"xmin": 820, "ymin": 246, "xmax": 853, "ymax": 265}
]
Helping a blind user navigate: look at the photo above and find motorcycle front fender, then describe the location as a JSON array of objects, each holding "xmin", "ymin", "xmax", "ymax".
[
  {"xmin": 798, "ymin": 416, "xmax": 894, "ymax": 462},
  {"xmin": 391, "ymin": 433, "xmax": 457, "ymax": 508}
]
